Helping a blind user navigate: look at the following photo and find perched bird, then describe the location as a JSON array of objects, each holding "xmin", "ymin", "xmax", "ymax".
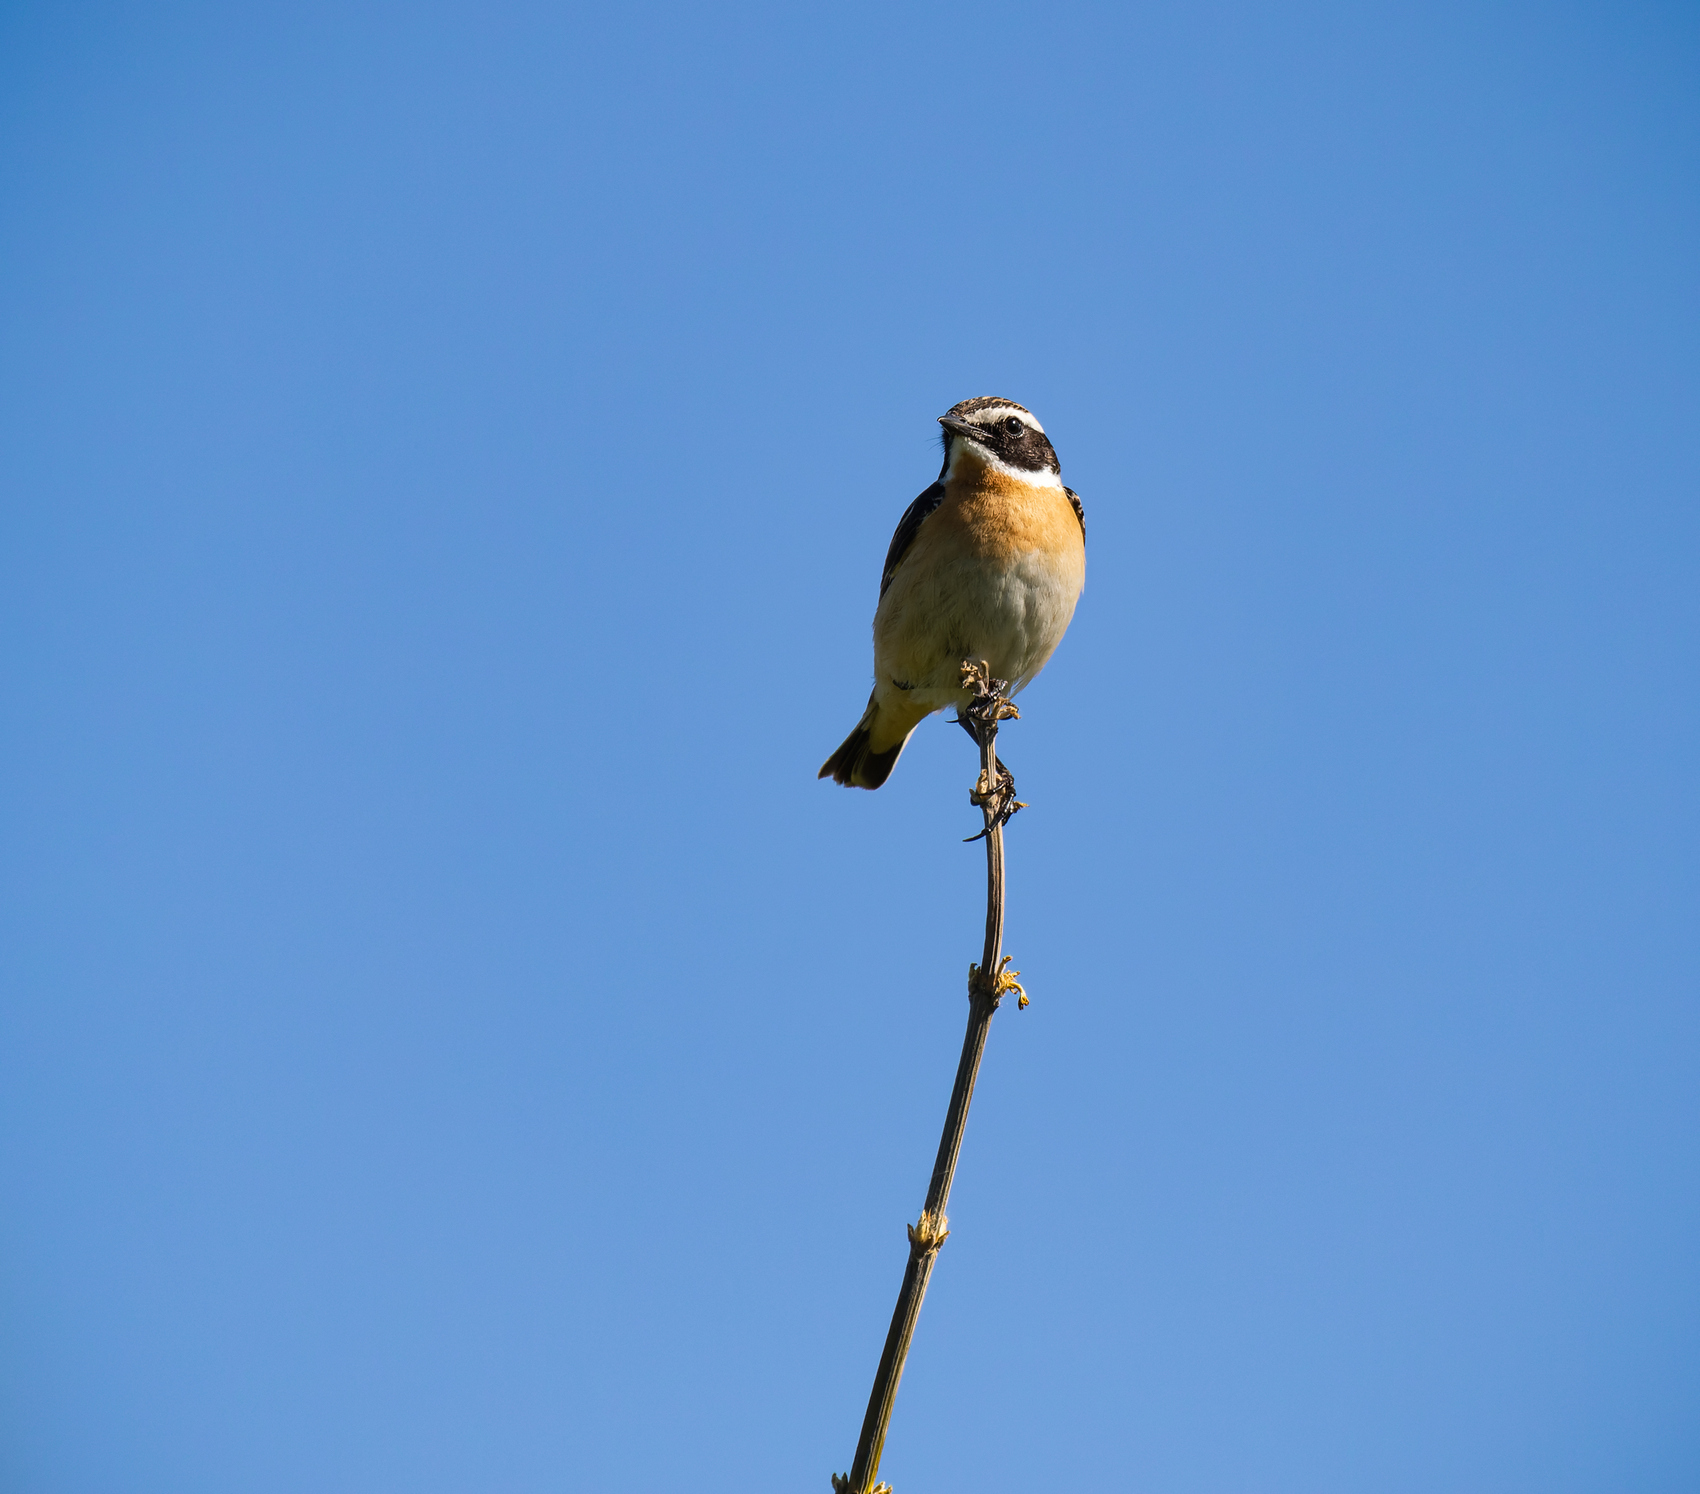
[{"xmin": 820, "ymin": 397, "xmax": 1086, "ymax": 789}]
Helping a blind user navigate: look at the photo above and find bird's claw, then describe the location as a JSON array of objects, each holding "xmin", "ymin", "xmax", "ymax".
[
  {"xmin": 959, "ymin": 660, "xmax": 1019, "ymax": 727},
  {"xmin": 964, "ymin": 766, "xmax": 1024, "ymax": 839}
]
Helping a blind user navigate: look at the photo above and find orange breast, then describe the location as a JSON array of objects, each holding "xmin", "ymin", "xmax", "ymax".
[{"xmin": 926, "ymin": 451, "xmax": 1085, "ymax": 566}]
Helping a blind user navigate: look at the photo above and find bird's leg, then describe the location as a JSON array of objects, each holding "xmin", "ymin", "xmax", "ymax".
[
  {"xmin": 954, "ymin": 708, "xmax": 1013, "ymax": 816},
  {"xmin": 959, "ymin": 661, "xmax": 1027, "ymax": 840},
  {"xmin": 965, "ymin": 764, "xmax": 1023, "ymax": 837}
]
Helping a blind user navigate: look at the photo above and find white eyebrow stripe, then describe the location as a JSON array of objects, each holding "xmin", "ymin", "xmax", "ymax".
[{"xmin": 953, "ymin": 404, "xmax": 1046, "ymax": 436}]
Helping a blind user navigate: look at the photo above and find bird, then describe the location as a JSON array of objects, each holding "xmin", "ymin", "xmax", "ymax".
[{"xmin": 819, "ymin": 397, "xmax": 1086, "ymax": 789}]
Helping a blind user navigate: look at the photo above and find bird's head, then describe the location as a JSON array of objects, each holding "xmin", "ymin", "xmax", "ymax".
[{"xmin": 937, "ymin": 397, "xmax": 1060, "ymax": 482}]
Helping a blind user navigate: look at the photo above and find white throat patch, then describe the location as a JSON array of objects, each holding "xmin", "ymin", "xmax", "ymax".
[{"xmin": 946, "ymin": 436, "xmax": 1063, "ymax": 489}]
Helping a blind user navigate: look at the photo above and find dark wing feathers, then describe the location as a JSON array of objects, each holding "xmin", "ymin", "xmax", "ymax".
[
  {"xmin": 1065, "ymin": 486, "xmax": 1085, "ymax": 536},
  {"xmin": 879, "ymin": 481, "xmax": 946, "ymax": 597}
]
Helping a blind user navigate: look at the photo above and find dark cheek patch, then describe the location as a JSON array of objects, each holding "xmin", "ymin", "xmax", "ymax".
[{"xmin": 995, "ymin": 426, "xmax": 1055, "ymax": 473}]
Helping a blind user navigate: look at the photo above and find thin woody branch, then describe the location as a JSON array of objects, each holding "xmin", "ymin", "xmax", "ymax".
[{"xmin": 833, "ymin": 660, "xmax": 1028, "ymax": 1494}]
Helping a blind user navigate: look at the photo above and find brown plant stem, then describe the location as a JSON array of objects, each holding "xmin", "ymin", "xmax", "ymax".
[{"xmin": 834, "ymin": 663, "xmax": 1027, "ymax": 1494}]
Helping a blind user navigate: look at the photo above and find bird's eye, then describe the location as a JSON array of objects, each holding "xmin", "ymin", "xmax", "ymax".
[{"xmin": 1003, "ymin": 416, "xmax": 1024, "ymax": 435}]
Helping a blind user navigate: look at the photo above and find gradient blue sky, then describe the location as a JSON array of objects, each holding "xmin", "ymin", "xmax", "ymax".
[{"xmin": 2, "ymin": 3, "xmax": 1698, "ymax": 1491}]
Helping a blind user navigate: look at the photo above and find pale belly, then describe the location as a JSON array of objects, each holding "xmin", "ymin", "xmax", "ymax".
[{"xmin": 872, "ymin": 542, "xmax": 1084, "ymax": 715}]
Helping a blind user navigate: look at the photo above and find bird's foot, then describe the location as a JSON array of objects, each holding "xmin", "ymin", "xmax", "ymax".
[
  {"xmin": 959, "ymin": 659, "xmax": 1020, "ymax": 730},
  {"xmin": 965, "ymin": 764, "xmax": 1026, "ymax": 839},
  {"xmin": 958, "ymin": 659, "xmax": 1025, "ymax": 838}
]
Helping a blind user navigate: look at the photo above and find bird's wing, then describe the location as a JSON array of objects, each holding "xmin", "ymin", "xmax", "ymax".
[
  {"xmin": 879, "ymin": 481, "xmax": 946, "ymax": 597},
  {"xmin": 1064, "ymin": 485, "xmax": 1085, "ymax": 537}
]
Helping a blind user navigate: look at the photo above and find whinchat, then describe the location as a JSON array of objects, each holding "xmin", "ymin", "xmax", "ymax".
[{"xmin": 820, "ymin": 397, "xmax": 1085, "ymax": 789}]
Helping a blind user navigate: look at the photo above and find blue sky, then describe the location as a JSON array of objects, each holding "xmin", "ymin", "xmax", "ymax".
[{"xmin": 2, "ymin": 2, "xmax": 1697, "ymax": 1490}]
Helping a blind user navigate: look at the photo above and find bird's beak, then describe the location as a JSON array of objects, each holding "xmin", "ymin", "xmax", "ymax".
[{"xmin": 938, "ymin": 415, "xmax": 983, "ymax": 443}]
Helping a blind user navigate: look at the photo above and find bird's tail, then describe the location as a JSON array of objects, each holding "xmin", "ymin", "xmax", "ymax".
[{"xmin": 819, "ymin": 693, "xmax": 916, "ymax": 789}]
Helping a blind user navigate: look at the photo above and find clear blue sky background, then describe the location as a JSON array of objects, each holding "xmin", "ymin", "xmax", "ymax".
[{"xmin": 2, "ymin": 3, "xmax": 1697, "ymax": 1490}]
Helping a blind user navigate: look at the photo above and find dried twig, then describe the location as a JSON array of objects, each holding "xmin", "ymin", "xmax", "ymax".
[{"xmin": 832, "ymin": 661, "xmax": 1028, "ymax": 1494}]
